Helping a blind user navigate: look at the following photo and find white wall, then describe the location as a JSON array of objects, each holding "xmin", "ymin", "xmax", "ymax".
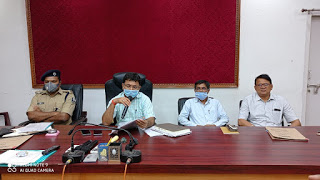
[{"xmin": 1, "ymin": 0, "xmax": 320, "ymax": 126}]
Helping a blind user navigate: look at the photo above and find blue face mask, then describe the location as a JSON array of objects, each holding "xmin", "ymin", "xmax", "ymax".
[
  {"xmin": 124, "ymin": 89, "xmax": 139, "ymax": 98},
  {"xmin": 195, "ymin": 92, "xmax": 208, "ymax": 101}
]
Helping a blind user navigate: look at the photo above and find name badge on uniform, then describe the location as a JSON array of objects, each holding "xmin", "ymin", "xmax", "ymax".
[
  {"xmin": 273, "ymin": 108, "xmax": 281, "ymax": 111},
  {"xmin": 37, "ymin": 102, "xmax": 44, "ymax": 105}
]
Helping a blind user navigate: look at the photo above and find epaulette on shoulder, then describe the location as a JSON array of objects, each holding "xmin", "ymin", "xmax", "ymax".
[
  {"xmin": 35, "ymin": 90, "xmax": 46, "ymax": 94},
  {"xmin": 62, "ymin": 90, "xmax": 73, "ymax": 94}
]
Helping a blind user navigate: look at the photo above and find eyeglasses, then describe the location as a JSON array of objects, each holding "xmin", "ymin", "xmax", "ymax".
[
  {"xmin": 195, "ymin": 87, "xmax": 208, "ymax": 91},
  {"xmin": 124, "ymin": 84, "xmax": 139, "ymax": 90},
  {"xmin": 256, "ymin": 83, "xmax": 270, "ymax": 87}
]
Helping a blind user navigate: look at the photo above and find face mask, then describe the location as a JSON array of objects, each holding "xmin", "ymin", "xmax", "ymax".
[
  {"xmin": 195, "ymin": 92, "xmax": 208, "ymax": 101},
  {"xmin": 124, "ymin": 89, "xmax": 139, "ymax": 98},
  {"xmin": 45, "ymin": 82, "xmax": 59, "ymax": 93}
]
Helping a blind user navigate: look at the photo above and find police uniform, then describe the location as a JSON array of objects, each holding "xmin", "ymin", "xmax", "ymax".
[{"xmin": 27, "ymin": 89, "xmax": 76, "ymax": 125}]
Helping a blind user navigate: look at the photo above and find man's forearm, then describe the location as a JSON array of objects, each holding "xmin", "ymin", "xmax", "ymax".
[
  {"xmin": 102, "ymin": 105, "xmax": 115, "ymax": 125},
  {"xmin": 27, "ymin": 111, "xmax": 58, "ymax": 122},
  {"xmin": 146, "ymin": 117, "xmax": 155, "ymax": 128},
  {"xmin": 43, "ymin": 112, "xmax": 70, "ymax": 123},
  {"xmin": 290, "ymin": 119, "xmax": 301, "ymax": 127},
  {"xmin": 238, "ymin": 119, "xmax": 253, "ymax": 126}
]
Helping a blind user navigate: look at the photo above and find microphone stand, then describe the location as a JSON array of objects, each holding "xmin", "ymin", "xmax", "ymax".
[
  {"xmin": 62, "ymin": 128, "xmax": 113, "ymax": 164},
  {"xmin": 65, "ymin": 122, "xmax": 142, "ymax": 164}
]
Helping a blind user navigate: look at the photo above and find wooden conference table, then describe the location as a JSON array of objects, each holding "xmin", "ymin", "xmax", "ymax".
[{"xmin": 1, "ymin": 125, "xmax": 320, "ymax": 180}]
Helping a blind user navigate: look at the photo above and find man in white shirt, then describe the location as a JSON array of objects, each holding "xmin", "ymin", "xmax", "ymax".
[
  {"xmin": 238, "ymin": 74, "xmax": 301, "ymax": 127},
  {"xmin": 178, "ymin": 80, "xmax": 229, "ymax": 126}
]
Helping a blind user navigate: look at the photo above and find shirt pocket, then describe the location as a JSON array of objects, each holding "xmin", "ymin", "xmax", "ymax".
[
  {"xmin": 272, "ymin": 107, "xmax": 282, "ymax": 123},
  {"xmin": 37, "ymin": 102, "xmax": 46, "ymax": 111},
  {"xmin": 132, "ymin": 107, "xmax": 143, "ymax": 119},
  {"xmin": 54, "ymin": 102, "xmax": 64, "ymax": 112}
]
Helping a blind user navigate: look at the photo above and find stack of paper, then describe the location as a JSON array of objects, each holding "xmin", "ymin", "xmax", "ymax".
[
  {"xmin": 0, "ymin": 149, "xmax": 57, "ymax": 167},
  {"xmin": 110, "ymin": 120, "xmax": 138, "ymax": 135},
  {"xmin": 0, "ymin": 150, "xmax": 43, "ymax": 166},
  {"xmin": 266, "ymin": 127, "xmax": 308, "ymax": 141},
  {"xmin": 18, "ymin": 122, "xmax": 53, "ymax": 133},
  {"xmin": 150, "ymin": 123, "xmax": 192, "ymax": 137},
  {"xmin": 2, "ymin": 122, "xmax": 53, "ymax": 138}
]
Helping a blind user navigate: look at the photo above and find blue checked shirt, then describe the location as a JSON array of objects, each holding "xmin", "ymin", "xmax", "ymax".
[
  {"xmin": 107, "ymin": 92, "xmax": 155, "ymax": 126},
  {"xmin": 178, "ymin": 98, "xmax": 229, "ymax": 126}
]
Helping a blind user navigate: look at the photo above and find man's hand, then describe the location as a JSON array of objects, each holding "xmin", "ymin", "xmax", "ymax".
[
  {"xmin": 136, "ymin": 119, "xmax": 148, "ymax": 129},
  {"xmin": 114, "ymin": 97, "xmax": 131, "ymax": 106}
]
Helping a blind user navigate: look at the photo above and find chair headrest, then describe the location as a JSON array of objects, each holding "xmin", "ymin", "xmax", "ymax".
[{"xmin": 113, "ymin": 72, "xmax": 146, "ymax": 88}]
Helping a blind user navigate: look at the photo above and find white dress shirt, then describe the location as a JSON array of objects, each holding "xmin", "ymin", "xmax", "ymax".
[
  {"xmin": 178, "ymin": 98, "xmax": 229, "ymax": 126},
  {"xmin": 238, "ymin": 92, "xmax": 298, "ymax": 126}
]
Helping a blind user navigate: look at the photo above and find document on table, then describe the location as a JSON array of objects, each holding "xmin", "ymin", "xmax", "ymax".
[
  {"xmin": 17, "ymin": 122, "xmax": 53, "ymax": 133},
  {"xmin": 2, "ymin": 122, "xmax": 53, "ymax": 138},
  {"xmin": 266, "ymin": 127, "xmax": 308, "ymax": 141},
  {"xmin": 144, "ymin": 128, "xmax": 163, "ymax": 137},
  {"xmin": 0, "ymin": 150, "xmax": 43, "ymax": 166},
  {"xmin": 0, "ymin": 135, "xmax": 33, "ymax": 150},
  {"xmin": 109, "ymin": 120, "xmax": 138, "ymax": 135}
]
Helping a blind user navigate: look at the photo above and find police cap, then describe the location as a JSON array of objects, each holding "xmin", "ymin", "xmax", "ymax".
[{"xmin": 41, "ymin": 69, "xmax": 61, "ymax": 81}]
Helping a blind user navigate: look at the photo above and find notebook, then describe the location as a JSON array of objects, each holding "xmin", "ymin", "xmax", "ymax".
[{"xmin": 151, "ymin": 123, "xmax": 192, "ymax": 137}]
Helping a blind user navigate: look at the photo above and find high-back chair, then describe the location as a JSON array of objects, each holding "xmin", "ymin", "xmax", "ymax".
[
  {"xmin": 60, "ymin": 84, "xmax": 87, "ymax": 125},
  {"xmin": 104, "ymin": 72, "xmax": 153, "ymax": 105},
  {"xmin": 104, "ymin": 72, "xmax": 153, "ymax": 125}
]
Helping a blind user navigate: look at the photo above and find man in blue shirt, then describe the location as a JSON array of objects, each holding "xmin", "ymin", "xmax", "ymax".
[
  {"xmin": 178, "ymin": 80, "xmax": 229, "ymax": 126},
  {"xmin": 102, "ymin": 73, "xmax": 155, "ymax": 128}
]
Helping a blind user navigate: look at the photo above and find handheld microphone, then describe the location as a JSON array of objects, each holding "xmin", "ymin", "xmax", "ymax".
[{"xmin": 121, "ymin": 96, "xmax": 133, "ymax": 119}]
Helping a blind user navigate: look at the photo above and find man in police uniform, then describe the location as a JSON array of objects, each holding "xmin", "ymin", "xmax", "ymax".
[{"xmin": 27, "ymin": 70, "xmax": 76, "ymax": 125}]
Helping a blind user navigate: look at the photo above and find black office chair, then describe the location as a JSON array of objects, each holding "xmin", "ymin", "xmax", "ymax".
[
  {"xmin": 105, "ymin": 72, "xmax": 153, "ymax": 105},
  {"xmin": 177, "ymin": 97, "xmax": 193, "ymax": 126},
  {"xmin": 104, "ymin": 72, "xmax": 153, "ymax": 125},
  {"xmin": 239, "ymin": 100, "xmax": 284, "ymax": 126},
  {"xmin": 19, "ymin": 84, "xmax": 87, "ymax": 126},
  {"xmin": 60, "ymin": 84, "xmax": 87, "ymax": 125},
  {"xmin": 178, "ymin": 97, "xmax": 193, "ymax": 115}
]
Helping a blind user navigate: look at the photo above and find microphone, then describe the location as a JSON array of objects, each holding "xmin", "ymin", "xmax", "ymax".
[
  {"xmin": 63, "ymin": 128, "xmax": 112, "ymax": 164},
  {"xmin": 63, "ymin": 122, "xmax": 141, "ymax": 164},
  {"xmin": 121, "ymin": 96, "xmax": 133, "ymax": 119}
]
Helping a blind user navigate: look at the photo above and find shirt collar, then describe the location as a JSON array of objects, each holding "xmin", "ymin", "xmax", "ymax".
[
  {"xmin": 254, "ymin": 92, "xmax": 275, "ymax": 101},
  {"xmin": 196, "ymin": 97, "xmax": 211, "ymax": 105}
]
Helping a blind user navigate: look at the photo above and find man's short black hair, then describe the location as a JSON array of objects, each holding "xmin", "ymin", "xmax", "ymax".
[
  {"xmin": 255, "ymin": 74, "xmax": 272, "ymax": 85},
  {"xmin": 194, "ymin": 80, "xmax": 210, "ymax": 89},
  {"xmin": 123, "ymin": 72, "xmax": 141, "ymax": 86}
]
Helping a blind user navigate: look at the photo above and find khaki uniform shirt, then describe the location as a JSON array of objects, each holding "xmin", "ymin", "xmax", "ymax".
[{"xmin": 27, "ymin": 88, "xmax": 76, "ymax": 125}]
